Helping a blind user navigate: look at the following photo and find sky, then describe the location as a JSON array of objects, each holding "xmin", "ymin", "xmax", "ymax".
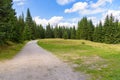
[{"xmin": 13, "ymin": 0, "xmax": 120, "ymax": 27}]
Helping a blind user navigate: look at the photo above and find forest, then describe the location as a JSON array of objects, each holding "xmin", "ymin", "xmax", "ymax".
[{"xmin": 0, "ymin": 0, "xmax": 120, "ymax": 46}]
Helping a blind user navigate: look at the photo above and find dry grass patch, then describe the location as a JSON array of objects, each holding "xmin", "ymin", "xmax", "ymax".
[{"xmin": 80, "ymin": 56, "xmax": 104, "ymax": 65}]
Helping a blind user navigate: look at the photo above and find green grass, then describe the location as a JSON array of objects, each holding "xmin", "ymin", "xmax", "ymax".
[
  {"xmin": 38, "ymin": 39, "xmax": 120, "ymax": 80},
  {"xmin": 0, "ymin": 41, "xmax": 27, "ymax": 61}
]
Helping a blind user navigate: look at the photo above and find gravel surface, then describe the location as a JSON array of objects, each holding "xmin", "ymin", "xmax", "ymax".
[{"xmin": 0, "ymin": 40, "xmax": 88, "ymax": 80}]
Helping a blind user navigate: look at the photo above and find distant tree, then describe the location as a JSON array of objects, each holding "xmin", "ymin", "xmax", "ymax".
[
  {"xmin": 87, "ymin": 20, "xmax": 94, "ymax": 41},
  {"xmin": 77, "ymin": 17, "xmax": 90, "ymax": 40},
  {"xmin": 63, "ymin": 30, "xmax": 68, "ymax": 39},
  {"xmin": 71, "ymin": 26, "xmax": 76, "ymax": 39},
  {"xmin": 54, "ymin": 26, "xmax": 60, "ymax": 38},
  {"xmin": 112, "ymin": 19, "xmax": 120, "ymax": 43},
  {"xmin": 103, "ymin": 14, "xmax": 120, "ymax": 43},
  {"xmin": 45, "ymin": 24, "xmax": 54, "ymax": 38},
  {"xmin": 66, "ymin": 27, "xmax": 71, "ymax": 39},
  {"xmin": 38, "ymin": 24, "xmax": 45, "ymax": 39},
  {"xmin": 32, "ymin": 21, "xmax": 40, "ymax": 39},
  {"xmin": 93, "ymin": 21, "xmax": 104, "ymax": 42},
  {"xmin": 103, "ymin": 15, "xmax": 110, "ymax": 43},
  {"xmin": 25, "ymin": 8, "xmax": 34, "ymax": 40},
  {"xmin": 58, "ymin": 26, "xmax": 63, "ymax": 38},
  {"xmin": 23, "ymin": 24, "xmax": 32, "ymax": 40}
]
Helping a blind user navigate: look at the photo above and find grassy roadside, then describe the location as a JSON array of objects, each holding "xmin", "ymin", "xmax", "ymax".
[
  {"xmin": 0, "ymin": 41, "xmax": 27, "ymax": 61},
  {"xmin": 38, "ymin": 39, "xmax": 120, "ymax": 80}
]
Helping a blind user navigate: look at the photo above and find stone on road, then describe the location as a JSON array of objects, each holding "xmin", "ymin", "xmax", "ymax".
[{"xmin": 0, "ymin": 40, "xmax": 88, "ymax": 80}]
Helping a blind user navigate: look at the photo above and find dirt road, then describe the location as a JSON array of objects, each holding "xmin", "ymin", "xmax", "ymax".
[{"xmin": 0, "ymin": 40, "xmax": 88, "ymax": 80}]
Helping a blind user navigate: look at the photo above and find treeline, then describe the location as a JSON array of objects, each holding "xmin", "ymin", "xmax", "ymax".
[
  {"xmin": 45, "ymin": 24, "xmax": 76, "ymax": 39},
  {"xmin": 93, "ymin": 15, "xmax": 120, "ymax": 44},
  {"xmin": 77, "ymin": 16, "xmax": 120, "ymax": 44},
  {"xmin": 42, "ymin": 15, "xmax": 120, "ymax": 44},
  {"xmin": 0, "ymin": 0, "xmax": 120, "ymax": 45}
]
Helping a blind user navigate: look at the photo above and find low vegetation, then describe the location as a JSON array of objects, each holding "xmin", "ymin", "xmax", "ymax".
[
  {"xmin": 38, "ymin": 39, "xmax": 120, "ymax": 80},
  {"xmin": 0, "ymin": 41, "xmax": 26, "ymax": 61}
]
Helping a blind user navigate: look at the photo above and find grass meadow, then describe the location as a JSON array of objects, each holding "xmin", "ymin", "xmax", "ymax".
[
  {"xmin": 0, "ymin": 41, "xmax": 27, "ymax": 61},
  {"xmin": 38, "ymin": 39, "xmax": 120, "ymax": 80}
]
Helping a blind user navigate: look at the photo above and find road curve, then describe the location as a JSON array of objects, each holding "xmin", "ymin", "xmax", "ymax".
[{"xmin": 0, "ymin": 40, "xmax": 88, "ymax": 80}]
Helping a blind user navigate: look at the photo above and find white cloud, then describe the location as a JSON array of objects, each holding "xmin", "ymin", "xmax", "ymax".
[
  {"xmin": 33, "ymin": 16, "xmax": 48, "ymax": 26},
  {"xmin": 96, "ymin": 9, "xmax": 120, "ymax": 25},
  {"xmin": 13, "ymin": 0, "xmax": 26, "ymax": 6},
  {"xmin": 65, "ymin": 2, "xmax": 88, "ymax": 13},
  {"xmin": 58, "ymin": 22, "xmax": 76, "ymax": 27},
  {"xmin": 34, "ymin": 16, "xmax": 63, "ymax": 26},
  {"xmin": 33, "ymin": 16, "xmax": 77, "ymax": 27},
  {"xmin": 17, "ymin": 2, "xmax": 25, "ymax": 6},
  {"xmin": 106, "ymin": 10, "xmax": 120, "ymax": 18},
  {"xmin": 88, "ymin": 16, "xmax": 98, "ymax": 25},
  {"xmin": 65, "ymin": 1, "xmax": 105, "ymax": 15},
  {"xmin": 68, "ymin": 18, "xmax": 80, "ymax": 23},
  {"xmin": 48, "ymin": 16, "xmax": 63, "ymax": 26},
  {"xmin": 13, "ymin": 0, "xmax": 21, "ymax": 2},
  {"xmin": 56, "ymin": 0, "xmax": 75, "ymax": 5},
  {"xmin": 91, "ymin": 0, "xmax": 112, "ymax": 8},
  {"xmin": 64, "ymin": 0, "xmax": 113, "ymax": 15},
  {"xmin": 80, "ymin": 8, "xmax": 105, "ymax": 15},
  {"xmin": 101, "ymin": 10, "xmax": 120, "ymax": 22}
]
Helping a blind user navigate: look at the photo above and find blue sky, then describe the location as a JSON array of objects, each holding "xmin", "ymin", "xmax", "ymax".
[{"xmin": 13, "ymin": 0, "xmax": 120, "ymax": 26}]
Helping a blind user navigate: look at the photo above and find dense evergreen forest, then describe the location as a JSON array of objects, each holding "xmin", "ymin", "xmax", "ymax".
[{"xmin": 0, "ymin": 0, "xmax": 120, "ymax": 45}]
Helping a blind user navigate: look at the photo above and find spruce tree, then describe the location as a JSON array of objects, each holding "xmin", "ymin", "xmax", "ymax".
[
  {"xmin": 103, "ymin": 15, "xmax": 110, "ymax": 43},
  {"xmin": 93, "ymin": 21, "xmax": 103, "ymax": 42},
  {"xmin": 59, "ymin": 26, "xmax": 63, "ymax": 38},
  {"xmin": 12, "ymin": 14, "xmax": 25, "ymax": 43},
  {"xmin": 38, "ymin": 25, "xmax": 45, "ymax": 39},
  {"xmin": 71, "ymin": 26, "xmax": 76, "ymax": 39},
  {"xmin": 66, "ymin": 27, "xmax": 71, "ymax": 39},
  {"xmin": 25, "ymin": 8, "xmax": 34, "ymax": 40},
  {"xmin": 45, "ymin": 24, "xmax": 54, "ymax": 38},
  {"xmin": 63, "ymin": 30, "xmax": 68, "ymax": 39},
  {"xmin": 77, "ymin": 17, "xmax": 89, "ymax": 40},
  {"xmin": 87, "ymin": 20, "xmax": 94, "ymax": 41},
  {"xmin": 103, "ymin": 14, "xmax": 120, "ymax": 43},
  {"xmin": 23, "ymin": 24, "xmax": 32, "ymax": 40},
  {"xmin": 0, "ymin": 0, "xmax": 16, "ymax": 44},
  {"xmin": 54, "ymin": 26, "xmax": 59, "ymax": 38}
]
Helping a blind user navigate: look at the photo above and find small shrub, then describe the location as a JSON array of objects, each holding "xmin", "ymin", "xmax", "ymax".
[{"xmin": 81, "ymin": 42, "xmax": 85, "ymax": 44}]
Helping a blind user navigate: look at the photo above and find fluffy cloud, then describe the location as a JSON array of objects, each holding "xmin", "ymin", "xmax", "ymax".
[
  {"xmin": 91, "ymin": 0, "xmax": 112, "ymax": 8},
  {"xmin": 58, "ymin": 22, "xmax": 76, "ymax": 27},
  {"xmin": 13, "ymin": 0, "xmax": 22, "ymax": 1},
  {"xmin": 13, "ymin": 0, "xmax": 26, "ymax": 6},
  {"xmin": 33, "ymin": 16, "xmax": 77, "ymax": 27},
  {"xmin": 106, "ymin": 10, "xmax": 120, "ymax": 18},
  {"xmin": 65, "ymin": 0, "xmax": 113, "ymax": 15},
  {"xmin": 48, "ymin": 16, "xmax": 64, "ymax": 26},
  {"xmin": 56, "ymin": 0, "xmax": 75, "ymax": 5},
  {"xmin": 102, "ymin": 10, "xmax": 120, "ymax": 22},
  {"xmin": 65, "ymin": 2, "xmax": 88, "ymax": 13},
  {"xmin": 80, "ymin": 8, "xmax": 105, "ymax": 15},
  {"xmin": 33, "ymin": 16, "xmax": 48, "ymax": 26},
  {"xmin": 89, "ymin": 10, "xmax": 120, "ymax": 25},
  {"xmin": 34, "ymin": 16, "xmax": 63, "ymax": 26},
  {"xmin": 88, "ymin": 16, "xmax": 98, "ymax": 25}
]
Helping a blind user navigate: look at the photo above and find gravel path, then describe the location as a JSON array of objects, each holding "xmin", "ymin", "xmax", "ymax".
[{"xmin": 0, "ymin": 40, "xmax": 88, "ymax": 80}]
